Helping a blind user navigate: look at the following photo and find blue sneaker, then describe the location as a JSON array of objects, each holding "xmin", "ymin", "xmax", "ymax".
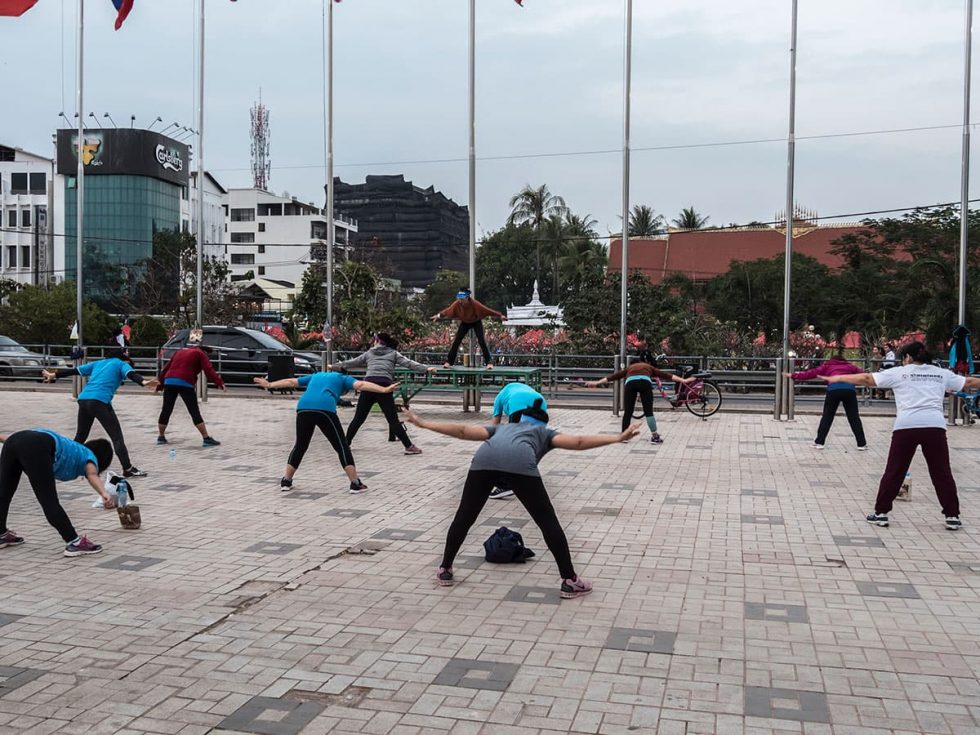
[{"xmin": 202, "ymin": 436, "xmax": 221, "ymax": 448}]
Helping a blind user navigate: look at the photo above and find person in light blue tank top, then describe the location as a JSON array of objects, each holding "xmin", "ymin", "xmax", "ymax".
[
  {"xmin": 0, "ymin": 429, "xmax": 116, "ymax": 557},
  {"xmin": 492, "ymin": 383, "xmax": 547, "ymax": 424}
]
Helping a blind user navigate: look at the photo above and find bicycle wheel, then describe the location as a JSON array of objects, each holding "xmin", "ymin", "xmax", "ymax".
[{"xmin": 685, "ymin": 380, "xmax": 722, "ymax": 418}]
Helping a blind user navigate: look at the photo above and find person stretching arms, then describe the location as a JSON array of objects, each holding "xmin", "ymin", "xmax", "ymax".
[
  {"xmin": 156, "ymin": 332, "xmax": 226, "ymax": 447},
  {"xmin": 404, "ymin": 402, "xmax": 640, "ymax": 598}
]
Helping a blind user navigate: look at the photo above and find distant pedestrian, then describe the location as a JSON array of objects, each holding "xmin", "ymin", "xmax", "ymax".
[
  {"xmin": 431, "ymin": 288, "xmax": 504, "ymax": 369},
  {"xmin": 824, "ymin": 341, "xmax": 980, "ymax": 531},
  {"xmin": 785, "ymin": 348, "xmax": 867, "ymax": 450},
  {"xmin": 156, "ymin": 331, "xmax": 226, "ymax": 447}
]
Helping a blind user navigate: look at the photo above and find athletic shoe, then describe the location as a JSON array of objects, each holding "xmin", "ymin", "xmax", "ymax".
[
  {"xmin": 279, "ymin": 477, "xmax": 293, "ymax": 492},
  {"xmin": 857, "ymin": 445, "xmax": 869, "ymax": 451},
  {"xmin": 0, "ymin": 530, "xmax": 24, "ymax": 548},
  {"xmin": 560, "ymin": 577, "xmax": 593, "ymax": 599},
  {"xmin": 64, "ymin": 536, "xmax": 102, "ymax": 557},
  {"xmin": 443, "ymin": 362, "xmax": 451, "ymax": 369},
  {"xmin": 202, "ymin": 437, "xmax": 221, "ymax": 448},
  {"xmin": 156, "ymin": 436, "xmax": 168, "ymax": 445},
  {"xmin": 489, "ymin": 486, "xmax": 514, "ymax": 499},
  {"xmin": 404, "ymin": 445, "xmax": 423, "ymax": 455},
  {"xmin": 945, "ymin": 516, "xmax": 963, "ymax": 531},
  {"xmin": 349, "ymin": 479, "xmax": 369, "ymax": 494},
  {"xmin": 812, "ymin": 443, "xmax": 825, "ymax": 450},
  {"xmin": 650, "ymin": 433, "xmax": 664, "ymax": 444},
  {"xmin": 486, "ymin": 363, "xmax": 494, "ymax": 370},
  {"xmin": 436, "ymin": 567, "xmax": 454, "ymax": 586},
  {"xmin": 123, "ymin": 467, "xmax": 148, "ymax": 478},
  {"xmin": 866, "ymin": 512, "xmax": 889, "ymax": 527}
]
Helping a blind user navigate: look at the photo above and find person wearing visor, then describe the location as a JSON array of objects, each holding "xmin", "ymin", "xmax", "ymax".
[
  {"xmin": 156, "ymin": 330, "xmax": 226, "ymax": 447},
  {"xmin": 404, "ymin": 401, "xmax": 641, "ymax": 599},
  {"xmin": 431, "ymin": 288, "xmax": 505, "ymax": 369}
]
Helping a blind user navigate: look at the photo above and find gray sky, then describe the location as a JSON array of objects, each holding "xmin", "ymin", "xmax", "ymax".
[{"xmin": 0, "ymin": 0, "xmax": 972, "ymax": 240}]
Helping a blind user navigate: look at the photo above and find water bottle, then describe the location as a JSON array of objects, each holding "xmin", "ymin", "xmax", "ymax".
[
  {"xmin": 898, "ymin": 471, "xmax": 911, "ymax": 501},
  {"xmin": 169, "ymin": 448, "xmax": 177, "ymax": 462},
  {"xmin": 116, "ymin": 479, "xmax": 129, "ymax": 508}
]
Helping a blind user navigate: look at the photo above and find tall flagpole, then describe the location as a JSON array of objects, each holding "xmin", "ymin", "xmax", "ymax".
[
  {"xmin": 468, "ymin": 0, "xmax": 477, "ymax": 365},
  {"xmin": 75, "ymin": 0, "xmax": 85, "ymax": 348},
  {"xmin": 195, "ymin": 0, "xmax": 205, "ymax": 329},
  {"xmin": 959, "ymin": 0, "xmax": 973, "ymax": 326},
  {"xmin": 325, "ymin": 0, "xmax": 335, "ymax": 364},
  {"xmin": 781, "ymin": 0, "xmax": 798, "ymax": 369},
  {"xmin": 618, "ymin": 0, "xmax": 632, "ymax": 379}
]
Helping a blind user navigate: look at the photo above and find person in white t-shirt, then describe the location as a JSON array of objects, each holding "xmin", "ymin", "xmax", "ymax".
[{"xmin": 824, "ymin": 341, "xmax": 980, "ymax": 531}]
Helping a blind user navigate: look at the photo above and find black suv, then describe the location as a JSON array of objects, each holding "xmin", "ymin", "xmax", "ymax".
[{"xmin": 160, "ymin": 326, "xmax": 321, "ymax": 383}]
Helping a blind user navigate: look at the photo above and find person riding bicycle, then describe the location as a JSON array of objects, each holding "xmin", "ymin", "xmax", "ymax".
[{"xmin": 586, "ymin": 350, "xmax": 693, "ymax": 444}]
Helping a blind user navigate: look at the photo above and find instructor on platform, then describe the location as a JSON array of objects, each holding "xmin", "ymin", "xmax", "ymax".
[{"xmin": 431, "ymin": 288, "xmax": 505, "ymax": 369}]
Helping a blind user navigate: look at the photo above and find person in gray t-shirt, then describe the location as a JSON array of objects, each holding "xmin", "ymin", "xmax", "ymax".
[{"xmin": 404, "ymin": 407, "xmax": 640, "ymax": 599}]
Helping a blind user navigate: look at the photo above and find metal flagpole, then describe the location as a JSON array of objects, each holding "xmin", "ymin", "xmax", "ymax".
[
  {"xmin": 75, "ymin": 0, "xmax": 85, "ymax": 351},
  {"xmin": 959, "ymin": 0, "xmax": 973, "ymax": 326},
  {"xmin": 196, "ymin": 0, "xmax": 205, "ymax": 330},
  {"xmin": 780, "ymin": 0, "xmax": 799, "ymax": 419},
  {"xmin": 617, "ymin": 0, "xmax": 633, "ymax": 414},
  {"xmin": 468, "ymin": 0, "xmax": 477, "ymax": 367},
  {"xmin": 325, "ymin": 0, "xmax": 335, "ymax": 365}
]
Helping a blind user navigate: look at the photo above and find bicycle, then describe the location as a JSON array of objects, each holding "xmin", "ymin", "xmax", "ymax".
[
  {"xmin": 954, "ymin": 389, "xmax": 980, "ymax": 424},
  {"xmin": 630, "ymin": 363, "xmax": 722, "ymax": 420}
]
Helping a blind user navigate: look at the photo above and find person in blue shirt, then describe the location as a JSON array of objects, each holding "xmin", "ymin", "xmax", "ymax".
[
  {"xmin": 0, "ymin": 429, "xmax": 116, "ymax": 557},
  {"xmin": 492, "ymin": 383, "xmax": 547, "ymax": 425},
  {"xmin": 43, "ymin": 349, "xmax": 158, "ymax": 478},
  {"xmin": 254, "ymin": 371, "xmax": 400, "ymax": 494}
]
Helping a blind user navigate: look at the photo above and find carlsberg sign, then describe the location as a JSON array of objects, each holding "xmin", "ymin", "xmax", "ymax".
[{"xmin": 155, "ymin": 144, "xmax": 184, "ymax": 173}]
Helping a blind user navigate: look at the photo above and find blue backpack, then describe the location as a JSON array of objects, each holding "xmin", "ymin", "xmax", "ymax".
[{"xmin": 483, "ymin": 526, "xmax": 535, "ymax": 563}]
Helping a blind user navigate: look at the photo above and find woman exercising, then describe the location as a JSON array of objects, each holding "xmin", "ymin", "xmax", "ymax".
[
  {"xmin": 784, "ymin": 347, "xmax": 867, "ymax": 450},
  {"xmin": 336, "ymin": 333, "xmax": 437, "ymax": 455},
  {"xmin": 404, "ymin": 402, "xmax": 640, "ymax": 598},
  {"xmin": 586, "ymin": 351, "xmax": 693, "ymax": 444},
  {"xmin": 254, "ymin": 370, "xmax": 400, "ymax": 493},
  {"xmin": 157, "ymin": 331, "xmax": 226, "ymax": 447},
  {"xmin": 431, "ymin": 288, "xmax": 504, "ymax": 368},
  {"xmin": 0, "ymin": 429, "xmax": 115, "ymax": 557}
]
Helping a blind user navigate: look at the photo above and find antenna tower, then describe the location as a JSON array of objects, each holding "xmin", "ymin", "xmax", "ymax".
[{"xmin": 250, "ymin": 92, "xmax": 271, "ymax": 190}]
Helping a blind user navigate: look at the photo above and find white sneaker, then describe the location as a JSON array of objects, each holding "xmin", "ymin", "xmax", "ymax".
[
  {"xmin": 811, "ymin": 443, "xmax": 825, "ymax": 450},
  {"xmin": 857, "ymin": 445, "xmax": 869, "ymax": 451}
]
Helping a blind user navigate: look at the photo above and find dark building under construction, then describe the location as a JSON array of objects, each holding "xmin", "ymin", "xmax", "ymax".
[{"xmin": 332, "ymin": 175, "xmax": 468, "ymax": 289}]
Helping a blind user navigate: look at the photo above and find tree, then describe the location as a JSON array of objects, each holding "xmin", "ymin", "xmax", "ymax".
[
  {"xmin": 0, "ymin": 282, "xmax": 113, "ymax": 345},
  {"xmin": 628, "ymin": 205, "xmax": 665, "ymax": 236},
  {"xmin": 558, "ymin": 239, "xmax": 606, "ymax": 289},
  {"xmin": 476, "ymin": 223, "xmax": 540, "ymax": 310},
  {"xmin": 422, "ymin": 270, "xmax": 468, "ymax": 318},
  {"xmin": 672, "ymin": 206, "xmax": 710, "ymax": 230},
  {"xmin": 291, "ymin": 265, "xmax": 329, "ymax": 329},
  {"xmin": 507, "ymin": 184, "xmax": 569, "ymax": 281}
]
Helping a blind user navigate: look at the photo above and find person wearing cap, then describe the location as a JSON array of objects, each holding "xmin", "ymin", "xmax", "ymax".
[
  {"xmin": 156, "ymin": 332, "xmax": 226, "ymax": 447},
  {"xmin": 403, "ymin": 402, "xmax": 641, "ymax": 599},
  {"xmin": 431, "ymin": 288, "xmax": 505, "ymax": 369}
]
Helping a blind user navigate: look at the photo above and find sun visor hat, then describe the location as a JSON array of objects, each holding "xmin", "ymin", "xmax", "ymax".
[
  {"xmin": 457, "ymin": 289, "xmax": 471, "ymax": 299},
  {"xmin": 188, "ymin": 329, "xmax": 204, "ymax": 346}
]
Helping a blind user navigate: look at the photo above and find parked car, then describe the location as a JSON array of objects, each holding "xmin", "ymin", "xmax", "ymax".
[
  {"xmin": 0, "ymin": 335, "xmax": 70, "ymax": 379},
  {"xmin": 159, "ymin": 326, "xmax": 321, "ymax": 384}
]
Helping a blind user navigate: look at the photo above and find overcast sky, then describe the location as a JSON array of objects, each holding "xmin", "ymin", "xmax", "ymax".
[{"xmin": 0, "ymin": 0, "xmax": 973, "ymax": 239}]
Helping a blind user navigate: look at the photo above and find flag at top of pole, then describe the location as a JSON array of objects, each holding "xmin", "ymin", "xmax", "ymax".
[
  {"xmin": 111, "ymin": 0, "xmax": 133, "ymax": 29},
  {"xmin": 0, "ymin": 0, "xmax": 39, "ymax": 16}
]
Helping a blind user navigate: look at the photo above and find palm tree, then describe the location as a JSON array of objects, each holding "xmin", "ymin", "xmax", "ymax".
[
  {"xmin": 559, "ymin": 239, "xmax": 606, "ymax": 286},
  {"xmin": 540, "ymin": 215, "xmax": 577, "ymax": 298},
  {"xmin": 628, "ymin": 205, "xmax": 665, "ymax": 236},
  {"xmin": 672, "ymin": 206, "xmax": 710, "ymax": 230},
  {"xmin": 508, "ymin": 184, "xmax": 569, "ymax": 280}
]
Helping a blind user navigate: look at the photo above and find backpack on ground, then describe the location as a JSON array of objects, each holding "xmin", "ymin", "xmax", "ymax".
[{"xmin": 483, "ymin": 526, "xmax": 535, "ymax": 563}]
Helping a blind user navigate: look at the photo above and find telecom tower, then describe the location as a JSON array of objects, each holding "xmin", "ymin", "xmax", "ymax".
[{"xmin": 250, "ymin": 94, "xmax": 271, "ymax": 191}]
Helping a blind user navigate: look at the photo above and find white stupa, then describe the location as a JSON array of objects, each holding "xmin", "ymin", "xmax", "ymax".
[{"xmin": 505, "ymin": 280, "xmax": 564, "ymax": 327}]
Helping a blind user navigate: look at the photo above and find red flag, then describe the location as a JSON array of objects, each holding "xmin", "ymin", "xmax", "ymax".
[
  {"xmin": 0, "ymin": 0, "xmax": 39, "ymax": 16},
  {"xmin": 111, "ymin": 0, "xmax": 133, "ymax": 29},
  {"xmin": 514, "ymin": 0, "xmax": 523, "ymax": 5}
]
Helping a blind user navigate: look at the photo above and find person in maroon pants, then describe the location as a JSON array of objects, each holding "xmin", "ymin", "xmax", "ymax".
[{"xmin": 824, "ymin": 341, "xmax": 980, "ymax": 531}]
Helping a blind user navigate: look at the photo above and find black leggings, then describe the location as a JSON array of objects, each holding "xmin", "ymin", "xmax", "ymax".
[
  {"xmin": 442, "ymin": 469, "xmax": 576, "ymax": 579},
  {"xmin": 346, "ymin": 391, "xmax": 412, "ymax": 448},
  {"xmin": 447, "ymin": 321, "xmax": 491, "ymax": 365},
  {"xmin": 815, "ymin": 390, "xmax": 866, "ymax": 447},
  {"xmin": 158, "ymin": 385, "xmax": 204, "ymax": 426},
  {"xmin": 0, "ymin": 431, "xmax": 78, "ymax": 542},
  {"xmin": 74, "ymin": 399, "xmax": 132, "ymax": 470},
  {"xmin": 622, "ymin": 380, "xmax": 654, "ymax": 431},
  {"xmin": 288, "ymin": 410, "xmax": 355, "ymax": 470}
]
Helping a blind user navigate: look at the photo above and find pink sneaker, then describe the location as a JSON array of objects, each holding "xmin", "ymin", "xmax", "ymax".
[
  {"xmin": 404, "ymin": 446, "xmax": 423, "ymax": 455},
  {"xmin": 436, "ymin": 567, "xmax": 454, "ymax": 586},
  {"xmin": 560, "ymin": 576, "xmax": 593, "ymax": 599},
  {"xmin": 1, "ymin": 530, "xmax": 24, "ymax": 547},
  {"xmin": 64, "ymin": 535, "xmax": 103, "ymax": 557}
]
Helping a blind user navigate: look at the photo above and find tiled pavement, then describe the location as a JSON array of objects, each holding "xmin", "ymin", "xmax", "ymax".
[{"xmin": 1, "ymin": 392, "xmax": 980, "ymax": 734}]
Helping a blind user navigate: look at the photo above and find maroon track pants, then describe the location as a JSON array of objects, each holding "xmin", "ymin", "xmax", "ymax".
[{"xmin": 876, "ymin": 428, "xmax": 959, "ymax": 517}]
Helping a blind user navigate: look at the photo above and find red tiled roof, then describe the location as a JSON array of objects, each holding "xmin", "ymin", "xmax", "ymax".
[{"xmin": 608, "ymin": 225, "xmax": 869, "ymax": 284}]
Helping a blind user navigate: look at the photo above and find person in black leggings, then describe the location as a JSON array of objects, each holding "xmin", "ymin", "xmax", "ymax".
[
  {"xmin": 404, "ymin": 404, "xmax": 640, "ymax": 599},
  {"xmin": 0, "ymin": 429, "xmax": 115, "ymax": 557}
]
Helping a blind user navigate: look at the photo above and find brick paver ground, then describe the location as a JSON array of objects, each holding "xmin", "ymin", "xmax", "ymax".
[{"xmin": 1, "ymin": 392, "xmax": 980, "ymax": 734}]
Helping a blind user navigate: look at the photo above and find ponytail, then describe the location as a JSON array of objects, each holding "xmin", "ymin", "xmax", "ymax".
[{"xmin": 899, "ymin": 341, "xmax": 932, "ymax": 365}]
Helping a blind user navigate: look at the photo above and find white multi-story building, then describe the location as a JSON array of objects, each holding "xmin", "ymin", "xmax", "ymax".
[
  {"xmin": 224, "ymin": 188, "xmax": 356, "ymax": 286},
  {"xmin": 183, "ymin": 171, "xmax": 227, "ymax": 259},
  {"xmin": 0, "ymin": 144, "xmax": 60, "ymax": 285}
]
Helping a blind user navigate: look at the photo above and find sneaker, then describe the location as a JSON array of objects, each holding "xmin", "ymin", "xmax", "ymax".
[
  {"xmin": 202, "ymin": 436, "xmax": 221, "ymax": 448},
  {"xmin": 349, "ymin": 479, "xmax": 369, "ymax": 494},
  {"xmin": 945, "ymin": 516, "xmax": 963, "ymax": 531},
  {"xmin": 560, "ymin": 577, "xmax": 593, "ymax": 599},
  {"xmin": 489, "ymin": 486, "xmax": 514, "ymax": 499},
  {"xmin": 442, "ymin": 362, "xmax": 451, "ymax": 369},
  {"xmin": 436, "ymin": 567, "xmax": 454, "ymax": 586},
  {"xmin": 857, "ymin": 445, "xmax": 869, "ymax": 451},
  {"xmin": 0, "ymin": 530, "xmax": 24, "ymax": 548},
  {"xmin": 812, "ymin": 443, "xmax": 825, "ymax": 450},
  {"xmin": 64, "ymin": 535, "xmax": 103, "ymax": 557},
  {"xmin": 279, "ymin": 477, "xmax": 293, "ymax": 492},
  {"xmin": 866, "ymin": 512, "xmax": 889, "ymax": 527},
  {"xmin": 123, "ymin": 467, "xmax": 148, "ymax": 478},
  {"xmin": 404, "ymin": 445, "xmax": 423, "ymax": 455},
  {"xmin": 650, "ymin": 433, "xmax": 664, "ymax": 444},
  {"xmin": 486, "ymin": 363, "xmax": 494, "ymax": 370},
  {"xmin": 156, "ymin": 436, "xmax": 168, "ymax": 445}
]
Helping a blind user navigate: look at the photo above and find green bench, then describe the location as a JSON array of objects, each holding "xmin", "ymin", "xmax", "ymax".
[{"xmin": 393, "ymin": 366, "xmax": 543, "ymax": 412}]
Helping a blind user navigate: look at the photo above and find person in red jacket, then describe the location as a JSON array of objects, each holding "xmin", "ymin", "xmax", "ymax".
[
  {"xmin": 785, "ymin": 348, "xmax": 867, "ymax": 450},
  {"xmin": 156, "ymin": 331, "xmax": 226, "ymax": 447},
  {"xmin": 431, "ymin": 288, "xmax": 504, "ymax": 369}
]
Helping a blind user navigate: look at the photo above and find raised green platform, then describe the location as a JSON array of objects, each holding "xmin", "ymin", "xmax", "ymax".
[{"xmin": 393, "ymin": 366, "xmax": 542, "ymax": 411}]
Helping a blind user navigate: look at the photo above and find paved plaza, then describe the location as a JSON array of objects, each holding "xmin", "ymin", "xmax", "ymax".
[{"xmin": 2, "ymin": 391, "xmax": 980, "ymax": 735}]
